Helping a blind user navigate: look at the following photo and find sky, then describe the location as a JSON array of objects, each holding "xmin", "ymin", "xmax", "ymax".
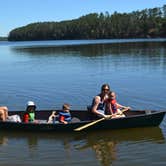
[{"xmin": 0, "ymin": 0, "xmax": 166, "ymax": 36}]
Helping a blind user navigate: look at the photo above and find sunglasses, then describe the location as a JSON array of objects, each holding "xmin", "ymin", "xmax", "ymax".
[{"xmin": 102, "ymin": 88, "xmax": 109, "ymax": 91}]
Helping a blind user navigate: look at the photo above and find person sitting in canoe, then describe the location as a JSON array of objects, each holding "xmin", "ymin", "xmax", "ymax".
[
  {"xmin": 47, "ymin": 111, "xmax": 58, "ymax": 123},
  {"xmin": 90, "ymin": 84, "xmax": 111, "ymax": 118},
  {"xmin": 106, "ymin": 91, "xmax": 131, "ymax": 118},
  {"xmin": 0, "ymin": 106, "xmax": 8, "ymax": 121},
  {"xmin": 23, "ymin": 101, "xmax": 37, "ymax": 123},
  {"xmin": 58, "ymin": 103, "xmax": 71, "ymax": 124}
]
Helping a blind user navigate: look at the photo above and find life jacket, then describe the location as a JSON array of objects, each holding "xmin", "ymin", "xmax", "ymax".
[
  {"xmin": 59, "ymin": 111, "xmax": 71, "ymax": 122},
  {"xmin": 29, "ymin": 112, "xmax": 35, "ymax": 122},
  {"xmin": 23, "ymin": 112, "xmax": 35, "ymax": 122},
  {"xmin": 110, "ymin": 99, "xmax": 117, "ymax": 114}
]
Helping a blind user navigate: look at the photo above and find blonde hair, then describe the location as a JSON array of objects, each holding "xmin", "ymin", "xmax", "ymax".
[{"xmin": 62, "ymin": 103, "xmax": 70, "ymax": 110}]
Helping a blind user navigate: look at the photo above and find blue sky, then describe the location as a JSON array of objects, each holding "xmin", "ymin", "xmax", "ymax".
[{"xmin": 0, "ymin": 0, "xmax": 166, "ymax": 36}]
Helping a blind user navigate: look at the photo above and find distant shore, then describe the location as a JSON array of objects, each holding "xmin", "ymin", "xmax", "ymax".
[{"xmin": 0, "ymin": 37, "xmax": 7, "ymax": 41}]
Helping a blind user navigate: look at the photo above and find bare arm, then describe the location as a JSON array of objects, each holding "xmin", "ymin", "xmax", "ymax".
[
  {"xmin": 60, "ymin": 116, "xmax": 68, "ymax": 124},
  {"xmin": 91, "ymin": 96, "xmax": 106, "ymax": 118},
  {"xmin": 116, "ymin": 103, "xmax": 131, "ymax": 110}
]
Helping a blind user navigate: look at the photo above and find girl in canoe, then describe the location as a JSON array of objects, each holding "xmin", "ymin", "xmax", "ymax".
[{"xmin": 106, "ymin": 91, "xmax": 130, "ymax": 118}]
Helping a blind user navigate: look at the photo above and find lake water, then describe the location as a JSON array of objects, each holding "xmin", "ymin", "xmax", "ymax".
[{"xmin": 0, "ymin": 39, "xmax": 166, "ymax": 166}]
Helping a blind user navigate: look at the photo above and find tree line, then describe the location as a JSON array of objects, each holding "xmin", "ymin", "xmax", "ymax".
[
  {"xmin": 8, "ymin": 5, "xmax": 166, "ymax": 41},
  {"xmin": 0, "ymin": 37, "xmax": 7, "ymax": 41}
]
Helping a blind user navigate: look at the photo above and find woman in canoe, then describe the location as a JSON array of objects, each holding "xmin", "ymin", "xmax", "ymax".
[{"xmin": 91, "ymin": 84, "xmax": 111, "ymax": 118}]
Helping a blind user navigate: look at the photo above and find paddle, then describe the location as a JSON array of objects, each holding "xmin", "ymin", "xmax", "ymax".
[{"xmin": 74, "ymin": 108, "xmax": 129, "ymax": 131}]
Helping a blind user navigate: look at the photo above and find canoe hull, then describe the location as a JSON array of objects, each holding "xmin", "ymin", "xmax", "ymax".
[{"xmin": 0, "ymin": 110, "xmax": 165, "ymax": 132}]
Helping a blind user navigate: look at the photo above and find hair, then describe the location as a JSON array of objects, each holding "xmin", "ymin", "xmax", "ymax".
[
  {"xmin": 108, "ymin": 91, "xmax": 116, "ymax": 99},
  {"xmin": 62, "ymin": 103, "xmax": 70, "ymax": 110},
  {"xmin": 26, "ymin": 105, "xmax": 36, "ymax": 112},
  {"xmin": 108, "ymin": 91, "xmax": 113, "ymax": 96},
  {"xmin": 101, "ymin": 83, "xmax": 110, "ymax": 91}
]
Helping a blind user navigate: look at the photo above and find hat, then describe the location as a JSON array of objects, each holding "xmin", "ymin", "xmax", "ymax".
[{"xmin": 27, "ymin": 101, "xmax": 36, "ymax": 107}]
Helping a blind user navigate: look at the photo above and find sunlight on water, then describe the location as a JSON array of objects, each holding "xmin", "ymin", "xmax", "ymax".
[
  {"xmin": 0, "ymin": 39, "xmax": 166, "ymax": 166},
  {"xmin": 0, "ymin": 40, "xmax": 166, "ymax": 111}
]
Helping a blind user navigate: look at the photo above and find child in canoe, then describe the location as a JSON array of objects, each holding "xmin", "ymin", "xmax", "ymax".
[
  {"xmin": 23, "ymin": 101, "xmax": 37, "ymax": 123},
  {"xmin": 106, "ymin": 91, "xmax": 130, "ymax": 118},
  {"xmin": 59, "ymin": 103, "xmax": 72, "ymax": 124},
  {"xmin": 0, "ymin": 106, "xmax": 8, "ymax": 121}
]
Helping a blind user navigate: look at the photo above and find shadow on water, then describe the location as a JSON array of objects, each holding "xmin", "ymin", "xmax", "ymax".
[
  {"xmin": 0, "ymin": 127, "xmax": 164, "ymax": 166},
  {"xmin": 75, "ymin": 127, "xmax": 165, "ymax": 166},
  {"xmin": 11, "ymin": 42, "xmax": 166, "ymax": 58},
  {"xmin": 10, "ymin": 42, "xmax": 166, "ymax": 73}
]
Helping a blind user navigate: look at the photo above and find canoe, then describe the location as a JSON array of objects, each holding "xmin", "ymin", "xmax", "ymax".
[{"xmin": 0, "ymin": 109, "xmax": 165, "ymax": 132}]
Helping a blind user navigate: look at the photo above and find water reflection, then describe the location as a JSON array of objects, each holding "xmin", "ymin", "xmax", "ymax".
[
  {"xmin": 10, "ymin": 42, "xmax": 166, "ymax": 72},
  {"xmin": 11, "ymin": 42, "xmax": 166, "ymax": 57},
  {"xmin": 1, "ymin": 40, "xmax": 166, "ymax": 112},
  {"xmin": 92, "ymin": 140, "xmax": 117, "ymax": 166},
  {"xmin": 75, "ymin": 127, "xmax": 165, "ymax": 166},
  {"xmin": 0, "ymin": 127, "xmax": 164, "ymax": 166},
  {"xmin": 77, "ymin": 137, "xmax": 117, "ymax": 166},
  {"xmin": 0, "ymin": 136, "xmax": 8, "ymax": 146}
]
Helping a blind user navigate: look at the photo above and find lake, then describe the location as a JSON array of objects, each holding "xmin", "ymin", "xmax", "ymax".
[{"xmin": 0, "ymin": 39, "xmax": 166, "ymax": 166}]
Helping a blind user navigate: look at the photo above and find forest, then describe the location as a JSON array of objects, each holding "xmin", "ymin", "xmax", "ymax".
[
  {"xmin": 8, "ymin": 5, "xmax": 166, "ymax": 41},
  {"xmin": 0, "ymin": 37, "xmax": 7, "ymax": 41}
]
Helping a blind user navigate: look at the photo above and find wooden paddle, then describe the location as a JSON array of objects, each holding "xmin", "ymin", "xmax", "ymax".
[{"xmin": 74, "ymin": 108, "xmax": 129, "ymax": 131}]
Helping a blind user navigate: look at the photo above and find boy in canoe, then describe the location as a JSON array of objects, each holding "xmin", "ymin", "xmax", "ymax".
[{"xmin": 58, "ymin": 103, "xmax": 71, "ymax": 124}]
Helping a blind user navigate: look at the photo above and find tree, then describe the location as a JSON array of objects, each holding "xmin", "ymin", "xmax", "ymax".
[{"xmin": 8, "ymin": 4, "xmax": 166, "ymax": 41}]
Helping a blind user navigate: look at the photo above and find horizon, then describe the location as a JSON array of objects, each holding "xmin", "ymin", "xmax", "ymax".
[{"xmin": 1, "ymin": 0, "xmax": 166, "ymax": 37}]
